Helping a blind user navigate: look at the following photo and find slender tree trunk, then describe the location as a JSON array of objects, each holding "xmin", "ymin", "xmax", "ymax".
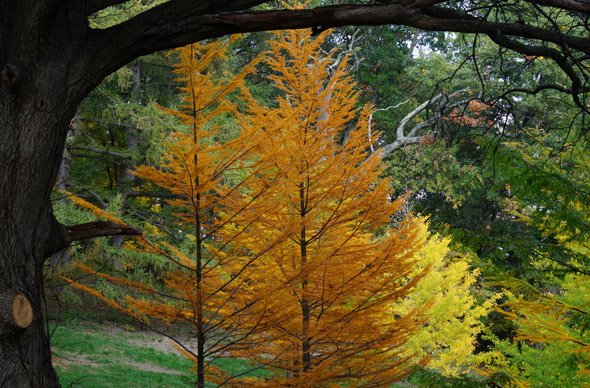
[
  {"xmin": 192, "ymin": 72, "xmax": 206, "ymax": 387},
  {"xmin": 299, "ymin": 183, "xmax": 311, "ymax": 374},
  {"xmin": 111, "ymin": 62, "xmax": 141, "ymax": 255},
  {"xmin": 120, "ymin": 62, "xmax": 141, "ymax": 200},
  {"xmin": 50, "ymin": 121, "xmax": 76, "ymax": 273},
  {"xmin": 55, "ymin": 136, "xmax": 71, "ymax": 192},
  {"xmin": 195, "ymin": 189, "xmax": 205, "ymax": 388}
]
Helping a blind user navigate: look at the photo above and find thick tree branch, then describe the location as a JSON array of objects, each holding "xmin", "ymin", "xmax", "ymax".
[
  {"xmin": 533, "ymin": 0, "xmax": 590, "ymax": 14},
  {"xmin": 80, "ymin": 1, "xmax": 590, "ymax": 101},
  {"xmin": 66, "ymin": 221, "xmax": 141, "ymax": 243},
  {"xmin": 91, "ymin": 3, "xmax": 417, "ymax": 61},
  {"xmin": 419, "ymin": 7, "xmax": 590, "ymax": 53},
  {"xmin": 368, "ymin": 100, "xmax": 411, "ymax": 153},
  {"xmin": 487, "ymin": 33, "xmax": 589, "ymax": 112},
  {"xmin": 95, "ymin": 2, "xmax": 590, "ymax": 59},
  {"xmin": 378, "ymin": 89, "xmax": 472, "ymax": 158},
  {"xmin": 406, "ymin": 0, "xmax": 446, "ymax": 8},
  {"xmin": 380, "ymin": 135, "xmax": 425, "ymax": 157}
]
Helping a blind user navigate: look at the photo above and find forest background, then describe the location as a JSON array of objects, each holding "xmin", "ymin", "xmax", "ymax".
[{"xmin": 45, "ymin": 1, "xmax": 589, "ymax": 387}]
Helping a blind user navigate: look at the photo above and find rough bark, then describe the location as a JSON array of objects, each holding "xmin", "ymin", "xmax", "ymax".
[
  {"xmin": 0, "ymin": 82, "xmax": 70, "ymax": 388},
  {"xmin": 0, "ymin": 3, "xmax": 121, "ymax": 385},
  {"xmin": 66, "ymin": 221, "xmax": 141, "ymax": 242}
]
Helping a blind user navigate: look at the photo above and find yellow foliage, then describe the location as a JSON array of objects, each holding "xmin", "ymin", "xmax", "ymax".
[
  {"xmin": 143, "ymin": 222, "xmax": 161, "ymax": 237},
  {"xmin": 390, "ymin": 220, "xmax": 501, "ymax": 376}
]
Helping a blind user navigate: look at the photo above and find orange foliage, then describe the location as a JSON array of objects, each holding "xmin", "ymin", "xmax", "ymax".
[
  {"xmin": 220, "ymin": 28, "xmax": 429, "ymax": 386},
  {"xmin": 444, "ymin": 99, "xmax": 492, "ymax": 128},
  {"xmin": 67, "ymin": 38, "xmax": 270, "ymax": 386},
  {"xmin": 127, "ymin": 39, "xmax": 273, "ymax": 386}
]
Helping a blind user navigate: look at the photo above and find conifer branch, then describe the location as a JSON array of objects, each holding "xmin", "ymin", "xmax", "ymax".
[{"xmin": 69, "ymin": 146, "xmax": 127, "ymax": 159}]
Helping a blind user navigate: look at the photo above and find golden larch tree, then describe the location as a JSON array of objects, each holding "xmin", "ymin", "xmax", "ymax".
[
  {"xmin": 63, "ymin": 28, "xmax": 496, "ymax": 386},
  {"xmin": 68, "ymin": 38, "xmax": 279, "ymax": 387},
  {"xmin": 223, "ymin": 28, "xmax": 430, "ymax": 386},
  {"xmin": 130, "ymin": 39, "xmax": 276, "ymax": 387}
]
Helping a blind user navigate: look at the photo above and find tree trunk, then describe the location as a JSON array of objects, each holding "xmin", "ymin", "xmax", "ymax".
[
  {"xmin": 299, "ymin": 183, "xmax": 311, "ymax": 374},
  {"xmin": 111, "ymin": 62, "xmax": 141, "ymax": 258},
  {"xmin": 50, "ymin": 125, "xmax": 74, "ymax": 273},
  {"xmin": 0, "ymin": 4, "xmax": 106, "ymax": 385},
  {"xmin": 0, "ymin": 88, "xmax": 71, "ymax": 386},
  {"xmin": 195, "ymin": 136, "xmax": 206, "ymax": 388},
  {"xmin": 0, "ymin": 291, "xmax": 34, "ymax": 337}
]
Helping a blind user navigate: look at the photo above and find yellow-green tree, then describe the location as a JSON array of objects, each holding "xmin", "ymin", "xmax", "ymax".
[{"xmin": 390, "ymin": 221, "xmax": 501, "ymax": 377}]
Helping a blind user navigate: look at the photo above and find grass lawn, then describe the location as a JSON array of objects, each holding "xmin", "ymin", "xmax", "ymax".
[
  {"xmin": 49, "ymin": 320, "xmax": 486, "ymax": 387},
  {"xmin": 50, "ymin": 321, "xmax": 271, "ymax": 387},
  {"xmin": 51, "ymin": 322, "xmax": 194, "ymax": 387}
]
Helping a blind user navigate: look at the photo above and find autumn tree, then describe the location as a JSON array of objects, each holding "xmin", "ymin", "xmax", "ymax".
[
  {"xmin": 65, "ymin": 39, "xmax": 285, "ymax": 387},
  {"xmin": 60, "ymin": 23, "xmax": 508, "ymax": 386},
  {"xmin": 389, "ymin": 221, "xmax": 501, "ymax": 378}
]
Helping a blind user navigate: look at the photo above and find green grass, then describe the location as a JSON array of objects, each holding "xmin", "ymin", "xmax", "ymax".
[
  {"xmin": 210, "ymin": 357, "xmax": 273, "ymax": 380},
  {"xmin": 51, "ymin": 323, "xmax": 194, "ymax": 387},
  {"xmin": 50, "ymin": 321, "xmax": 274, "ymax": 387},
  {"xmin": 53, "ymin": 321, "xmax": 497, "ymax": 387},
  {"xmin": 54, "ymin": 364, "xmax": 191, "ymax": 388}
]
